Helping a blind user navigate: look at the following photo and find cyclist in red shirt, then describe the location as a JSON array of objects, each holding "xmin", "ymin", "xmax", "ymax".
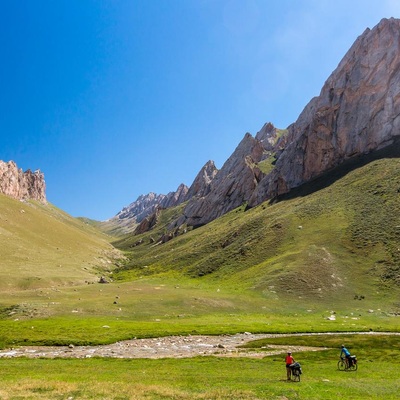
[{"xmin": 285, "ymin": 352, "xmax": 295, "ymax": 380}]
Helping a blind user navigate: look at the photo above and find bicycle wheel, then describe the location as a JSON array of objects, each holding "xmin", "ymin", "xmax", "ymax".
[
  {"xmin": 337, "ymin": 360, "xmax": 346, "ymax": 371},
  {"xmin": 292, "ymin": 370, "xmax": 300, "ymax": 382},
  {"xmin": 349, "ymin": 363, "xmax": 358, "ymax": 371}
]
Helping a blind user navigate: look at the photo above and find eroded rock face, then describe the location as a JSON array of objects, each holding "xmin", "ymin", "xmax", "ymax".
[
  {"xmin": 160, "ymin": 183, "xmax": 189, "ymax": 209},
  {"xmin": 250, "ymin": 17, "xmax": 400, "ymax": 204},
  {"xmin": 113, "ymin": 18, "xmax": 400, "ymax": 233},
  {"xmin": 0, "ymin": 161, "xmax": 46, "ymax": 203},
  {"xmin": 181, "ymin": 125, "xmax": 282, "ymax": 227},
  {"xmin": 185, "ymin": 160, "xmax": 218, "ymax": 200},
  {"xmin": 134, "ymin": 208, "xmax": 161, "ymax": 235}
]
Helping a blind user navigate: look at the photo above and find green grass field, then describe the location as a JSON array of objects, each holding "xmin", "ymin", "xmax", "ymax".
[
  {"xmin": 0, "ymin": 334, "xmax": 398, "ymax": 399},
  {"xmin": 0, "ymin": 159, "xmax": 400, "ymax": 347},
  {"xmin": 0, "ymin": 274, "xmax": 399, "ymax": 348},
  {"xmin": 0, "ymin": 158, "xmax": 400, "ymax": 398}
]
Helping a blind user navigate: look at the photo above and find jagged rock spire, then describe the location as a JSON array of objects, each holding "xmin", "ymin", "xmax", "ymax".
[{"xmin": 0, "ymin": 160, "xmax": 46, "ymax": 203}]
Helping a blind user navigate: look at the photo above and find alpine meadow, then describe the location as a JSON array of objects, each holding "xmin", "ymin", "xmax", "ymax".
[{"xmin": 1, "ymin": 15, "xmax": 400, "ymax": 400}]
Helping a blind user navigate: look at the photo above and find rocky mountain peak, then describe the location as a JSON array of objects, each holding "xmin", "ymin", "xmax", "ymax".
[
  {"xmin": 185, "ymin": 160, "xmax": 218, "ymax": 200},
  {"xmin": 250, "ymin": 17, "xmax": 400, "ymax": 204},
  {"xmin": 105, "ymin": 183, "xmax": 189, "ymax": 234},
  {"xmin": 182, "ymin": 131, "xmax": 269, "ymax": 227},
  {"xmin": 160, "ymin": 183, "xmax": 189, "ymax": 209},
  {"xmin": 111, "ymin": 18, "xmax": 400, "ymax": 235},
  {"xmin": 0, "ymin": 160, "xmax": 46, "ymax": 203},
  {"xmin": 116, "ymin": 192, "xmax": 164, "ymax": 224},
  {"xmin": 255, "ymin": 122, "xmax": 281, "ymax": 149}
]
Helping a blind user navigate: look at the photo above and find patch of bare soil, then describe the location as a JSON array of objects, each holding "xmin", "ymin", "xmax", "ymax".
[{"xmin": 0, "ymin": 333, "xmax": 328, "ymax": 359}]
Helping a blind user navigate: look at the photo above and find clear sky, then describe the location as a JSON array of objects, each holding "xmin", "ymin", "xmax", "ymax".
[{"xmin": 1, "ymin": 0, "xmax": 399, "ymax": 220}]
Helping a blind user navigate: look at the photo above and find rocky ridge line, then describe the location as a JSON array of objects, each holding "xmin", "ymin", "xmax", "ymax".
[
  {"xmin": 111, "ymin": 18, "xmax": 400, "ymax": 233},
  {"xmin": 250, "ymin": 17, "xmax": 400, "ymax": 205},
  {"xmin": 0, "ymin": 160, "xmax": 46, "ymax": 203}
]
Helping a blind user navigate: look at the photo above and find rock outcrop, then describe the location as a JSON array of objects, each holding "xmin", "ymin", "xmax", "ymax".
[
  {"xmin": 0, "ymin": 160, "xmax": 46, "ymax": 203},
  {"xmin": 171, "ymin": 123, "xmax": 283, "ymax": 227},
  {"xmin": 159, "ymin": 184, "xmax": 188, "ymax": 209},
  {"xmin": 250, "ymin": 17, "xmax": 400, "ymax": 204},
  {"xmin": 134, "ymin": 208, "xmax": 162, "ymax": 235},
  {"xmin": 184, "ymin": 160, "xmax": 218, "ymax": 200}
]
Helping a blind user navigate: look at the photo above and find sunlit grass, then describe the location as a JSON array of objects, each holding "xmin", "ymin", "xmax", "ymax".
[
  {"xmin": 113, "ymin": 158, "xmax": 400, "ymax": 312},
  {"xmin": 0, "ymin": 275, "xmax": 399, "ymax": 347},
  {"xmin": 0, "ymin": 337, "xmax": 399, "ymax": 400},
  {"xmin": 0, "ymin": 160, "xmax": 399, "ymax": 399},
  {"xmin": 0, "ymin": 195, "xmax": 119, "ymax": 292}
]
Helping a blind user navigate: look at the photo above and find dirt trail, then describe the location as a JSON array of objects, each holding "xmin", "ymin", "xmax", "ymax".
[{"xmin": 0, "ymin": 331, "xmax": 397, "ymax": 360}]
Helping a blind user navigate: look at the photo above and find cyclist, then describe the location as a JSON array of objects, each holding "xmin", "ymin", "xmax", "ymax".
[{"xmin": 340, "ymin": 345, "xmax": 351, "ymax": 367}]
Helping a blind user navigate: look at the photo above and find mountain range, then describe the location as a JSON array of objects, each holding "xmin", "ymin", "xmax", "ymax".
[
  {"xmin": 0, "ymin": 17, "xmax": 400, "ymax": 323},
  {"xmin": 92, "ymin": 17, "xmax": 400, "ymax": 239},
  {"xmin": 1, "ymin": 18, "xmax": 400, "ymax": 249}
]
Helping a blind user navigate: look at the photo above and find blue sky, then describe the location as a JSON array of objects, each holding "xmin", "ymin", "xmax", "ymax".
[{"xmin": 1, "ymin": 0, "xmax": 399, "ymax": 220}]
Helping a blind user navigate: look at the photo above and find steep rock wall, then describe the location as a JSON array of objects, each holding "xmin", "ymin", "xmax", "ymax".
[
  {"xmin": 250, "ymin": 17, "xmax": 400, "ymax": 204},
  {"xmin": 0, "ymin": 161, "xmax": 46, "ymax": 203}
]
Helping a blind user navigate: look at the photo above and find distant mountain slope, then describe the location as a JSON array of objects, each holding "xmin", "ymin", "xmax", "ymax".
[
  {"xmin": 99, "ymin": 184, "xmax": 189, "ymax": 236},
  {"xmin": 114, "ymin": 157, "xmax": 400, "ymax": 305},
  {"xmin": 0, "ymin": 194, "xmax": 120, "ymax": 291}
]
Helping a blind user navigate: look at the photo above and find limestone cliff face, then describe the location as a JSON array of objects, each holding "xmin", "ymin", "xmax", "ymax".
[
  {"xmin": 250, "ymin": 17, "xmax": 400, "ymax": 204},
  {"xmin": 0, "ymin": 160, "xmax": 46, "ymax": 203}
]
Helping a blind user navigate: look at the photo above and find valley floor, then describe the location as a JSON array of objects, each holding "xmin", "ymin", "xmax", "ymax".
[{"xmin": 1, "ymin": 331, "xmax": 397, "ymax": 360}]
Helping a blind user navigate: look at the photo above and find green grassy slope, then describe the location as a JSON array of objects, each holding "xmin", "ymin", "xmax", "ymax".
[
  {"xmin": 0, "ymin": 195, "xmax": 120, "ymax": 292},
  {"xmin": 0, "ymin": 158, "xmax": 399, "ymax": 347},
  {"xmin": 114, "ymin": 157, "xmax": 400, "ymax": 311},
  {"xmin": 78, "ymin": 216, "xmax": 137, "ymax": 237}
]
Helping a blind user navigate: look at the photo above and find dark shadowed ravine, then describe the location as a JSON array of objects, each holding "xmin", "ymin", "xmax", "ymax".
[{"xmin": 0, "ymin": 332, "xmax": 398, "ymax": 359}]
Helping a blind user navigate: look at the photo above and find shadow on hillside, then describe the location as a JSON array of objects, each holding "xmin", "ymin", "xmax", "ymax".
[{"xmin": 274, "ymin": 138, "xmax": 400, "ymax": 203}]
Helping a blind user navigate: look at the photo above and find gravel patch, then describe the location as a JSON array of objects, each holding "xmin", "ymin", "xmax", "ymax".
[{"xmin": 0, "ymin": 332, "xmax": 329, "ymax": 359}]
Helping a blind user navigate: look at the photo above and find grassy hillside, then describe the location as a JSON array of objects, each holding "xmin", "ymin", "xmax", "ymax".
[
  {"xmin": 0, "ymin": 158, "xmax": 399, "ymax": 347},
  {"xmin": 0, "ymin": 195, "xmax": 120, "ymax": 292},
  {"xmin": 113, "ymin": 157, "xmax": 400, "ymax": 311},
  {"xmin": 79, "ymin": 216, "xmax": 139, "ymax": 237}
]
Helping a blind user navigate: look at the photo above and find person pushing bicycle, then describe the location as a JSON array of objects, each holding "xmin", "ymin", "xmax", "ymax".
[
  {"xmin": 285, "ymin": 351, "xmax": 295, "ymax": 380},
  {"xmin": 340, "ymin": 345, "xmax": 351, "ymax": 366}
]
